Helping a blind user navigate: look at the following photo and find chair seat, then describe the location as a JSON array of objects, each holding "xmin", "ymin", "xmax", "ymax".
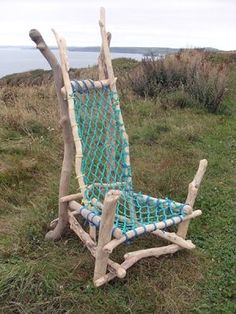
[{"xmin": 84, "ymin": 191, "xmax": 188, "ymax": 236}]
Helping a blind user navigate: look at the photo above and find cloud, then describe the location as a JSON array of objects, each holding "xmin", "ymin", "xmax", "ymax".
[{"xmin": 0, "ymin": 0, "xmax": 235, "ymax": 50}]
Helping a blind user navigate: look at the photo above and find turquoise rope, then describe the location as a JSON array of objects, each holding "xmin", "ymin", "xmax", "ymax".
[{"xmin": 72, "ymin": 84, "xmax": 186, "ymax": 234}]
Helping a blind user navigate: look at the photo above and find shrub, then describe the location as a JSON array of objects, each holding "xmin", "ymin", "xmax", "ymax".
[
  {"xmin": 186, "ymin": 58, "xmax": 228, "ymax": 113},
  {"xmin": 162, "ymin": 90, "xmax": 194, "ymax": 109},
  {"xmin": 130, "ymin": 50, "xmax": 229, "ymax": 113}
]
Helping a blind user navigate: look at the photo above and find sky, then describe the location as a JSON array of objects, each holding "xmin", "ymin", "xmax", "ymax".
[{"xmin": 0, "ymin": 0, "xmax": 235, "ymax": 50}]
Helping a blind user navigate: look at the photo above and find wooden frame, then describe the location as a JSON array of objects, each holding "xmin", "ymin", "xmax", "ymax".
[{"xmin": 29, "ymin": 7, "xmax": 208, "ymax": 287}]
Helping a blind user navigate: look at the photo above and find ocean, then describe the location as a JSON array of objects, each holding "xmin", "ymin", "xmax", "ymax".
[{"xmin": 0, "ymin": 47, "xmax": 143, "ymax": 78}]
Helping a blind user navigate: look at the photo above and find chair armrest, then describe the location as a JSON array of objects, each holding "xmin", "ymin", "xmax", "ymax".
[{"xmin": 60, "ymin": 192, "xmax": 83, "ymax": 203}]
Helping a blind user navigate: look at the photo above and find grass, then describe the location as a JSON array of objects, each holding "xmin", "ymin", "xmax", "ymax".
[{"xmin": 0, "ymin": 57, "xmax": 236, "ymax": 313}]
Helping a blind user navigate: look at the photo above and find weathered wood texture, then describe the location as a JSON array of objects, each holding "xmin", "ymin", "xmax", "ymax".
[
  {"xmin": 177, "ymin": 159, "xmax": 208, "ymax": 238},
  {"xmin": 103, "ymin": 209, "xmax": 202, "ymax": 254},
  {"xmin": 29, "ymin": 29, "xmax": 74, "ymax": 241},
  {"xmin": 68, "ymin": 212, "xmax": 126, "ymax": 278},
  {"xmin": 69, "ymin": 200, "xmax": 123, "ymax": 239},
  {"xmin": 94, "ymin": 243, "xmax": 186, "ymax": 287},
  {"xmin": 94, "ymin": 190, "xmax": 121, "ymax": 282}
]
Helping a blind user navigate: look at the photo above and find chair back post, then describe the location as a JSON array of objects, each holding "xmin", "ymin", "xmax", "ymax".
[
  {"xmin": 52, "ymin": 30, "xmax": 87, "ymax": 200},
  {"xmin": 29, "ymin": 29, "xmax": 74, "ymax": 241},
  {"xmin": 98, "ymin": 7, "xmax": 132, "ymax": 190}
]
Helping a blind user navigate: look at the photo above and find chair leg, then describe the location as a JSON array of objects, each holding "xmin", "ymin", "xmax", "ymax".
[
  {"xmin": 89, "ymin": 225, "xmax": 97, "ymax": 242},
  {"xmin": 93, "ymin": 190, "xmax": 121, "ymax": 283},
  {"xmin": 177, "ymin": 159, "xmax": 208, "ymax": 239}
]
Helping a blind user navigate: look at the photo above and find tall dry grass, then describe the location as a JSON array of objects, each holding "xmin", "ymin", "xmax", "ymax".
[{"xmin": 131, "ymin": 49, "xmax": 230, "ymax": 113}]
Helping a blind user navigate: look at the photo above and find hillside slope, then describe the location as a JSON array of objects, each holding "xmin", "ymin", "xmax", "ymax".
[{"xmin": 0, "ymin": 58, "xmax": 235, "ymax": 313}]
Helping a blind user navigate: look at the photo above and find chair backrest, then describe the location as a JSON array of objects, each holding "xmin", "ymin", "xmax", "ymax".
[{"xmin": 71, "ymin": 80, "xmax": 132, "ymax": 204}]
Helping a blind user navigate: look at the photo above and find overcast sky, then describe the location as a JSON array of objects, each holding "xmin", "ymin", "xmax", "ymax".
[{"xmin": 0, "ymin": 0, "xmax": 235, "ymax": 50}]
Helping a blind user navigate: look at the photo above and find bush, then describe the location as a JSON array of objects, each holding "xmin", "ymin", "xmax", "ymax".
[
  {"xmin": 130, "ymin": 50, "xmax": 229, "ymax": 113},
  {"xmin": 162, "ymin": 90, "xmax": 194, "ymax": 109}
]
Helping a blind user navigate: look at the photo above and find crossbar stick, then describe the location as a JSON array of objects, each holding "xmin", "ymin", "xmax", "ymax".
[
  {"xmin": 94, "ymin": 243, "xmax": 185, "ymax": 287},
  {"xmin": 103, "ymin": 209, "xmax": 202, "ymax": 254},
  {"xmin": 152, "ymin": 230, "xmax": 195, "ymax": 249},
  {"xmin": 68, "ymin": 212, "xmax": 126, "ymax": 278},
  {"xmin": 69, "ymin": 200, "xmax": 123, "ymax": 239}
]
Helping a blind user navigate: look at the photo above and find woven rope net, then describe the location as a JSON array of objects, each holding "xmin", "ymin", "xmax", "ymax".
[{"xmin": 71, "ymin": 80, "xmax": 186, "ymax": 234}]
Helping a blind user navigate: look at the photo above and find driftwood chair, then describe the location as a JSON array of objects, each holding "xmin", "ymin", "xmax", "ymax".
[{"xmin": 29, "ymin": 8, "xmax": 207, "ymax": 287}]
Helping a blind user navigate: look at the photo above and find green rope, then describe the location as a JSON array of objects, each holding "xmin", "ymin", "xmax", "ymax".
[{"xmin": 71, "ymin": 81, "xmax": 185, "ymax": 234}]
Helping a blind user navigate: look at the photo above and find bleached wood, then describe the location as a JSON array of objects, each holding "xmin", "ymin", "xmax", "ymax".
[
  {"xmin": 94, "ymin": 243, "xmax": 184, "ymax": 287},
  {"xmin": 89, "ymin": 225, "xmax": 97, "ymax": 242},
  {"xmin": 133, "ymin": 193, "xmax": 192, "ymax": 215},
  {"xmin": 177, "ymin": 159, "xmax": 208, "ymax": 239},
  {"xmin": 70, "ymin": 78, "xmax": 113, "ymax": 92},
  {"xmin": 29, "ymin": 29, "xmax": 74, "ymax": 241},
  {"xmin": 152, "ymin": 230, "xmax": 195, "ymax": 249},
  {"xmin": 50, "ymin": 207, "xmax": 81, "ymax": 229},
  {"xmin": 98, "ymin": 31, "xmax": 111, "ymax": 79},
  {"xmin": 60, "ymin": 192, "xmax": 83, "ymax": 203},
  {"xmin": 68, "ymin": 211, "xmax": 95, "ymax": 249},
  {"xmin": 103, "ymin": 210, "xmax": 202, "ymax": 254},
  {"xmin": 94, "ymin": 190, "xmax": 121, "ymax": 282},
  {"xmin": 52, "ymin": 29, "xmax": 101, "ymax": 239},
  {"xmin": 52, "ymin": 29, "xmax": 86, "ymax": 199},
  {"xmin": 99, "ymin": 8, "xmax": 136, "ymax": 221},
  {"xmin": 97, "ymin": 20, "xmax": 117, "ymax": 184},
  {"xmin": 124, "ymin": 243, "xmax": 188, "ymax": 261},
  {"xmin": 99, "ymin": 7, "xmax": 117, "ymax": 89},
  {"xmin": 68, "ymin": 212, "xmax": 126, "ymax": 278},
  {"xmin": 69, "ymin": 200, "xmax": 123, "ymax": 239}
]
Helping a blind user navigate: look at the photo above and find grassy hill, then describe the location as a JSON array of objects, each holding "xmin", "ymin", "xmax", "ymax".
[{"xmin": 0, "ymin": 53, "xmax": 235, "ymax": 313}]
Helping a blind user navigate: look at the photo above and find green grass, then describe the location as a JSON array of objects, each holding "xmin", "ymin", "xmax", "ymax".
[{"xmin": 0, "ymin": 62, "xmax": 236, "ymax": 313}]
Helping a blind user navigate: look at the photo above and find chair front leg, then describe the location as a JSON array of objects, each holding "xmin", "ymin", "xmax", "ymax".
[
  {"xmin": 177, "ymin": 159, "xmax": 208, "ymax": 239},
  {"xmin": 93, "ymin": 190, "xmax": 121, "ymax": 283}
]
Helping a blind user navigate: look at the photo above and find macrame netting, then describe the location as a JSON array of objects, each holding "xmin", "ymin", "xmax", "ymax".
[{"xmin": 71, "ymin": 80, "xmax": 186, "ymax": 235}]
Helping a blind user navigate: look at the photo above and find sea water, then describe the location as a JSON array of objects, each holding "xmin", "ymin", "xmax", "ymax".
[{"xmin": 0, "ymin": 47, "xmax": 143, "ymax": 78}]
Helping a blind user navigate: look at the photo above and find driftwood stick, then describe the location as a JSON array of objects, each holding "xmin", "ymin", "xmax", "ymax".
[
  {"xmin": 177, "ymin": 159, "xmax": 208, "ymax": 239},
  {"xmin": 52, "ymin": 29, "xmax": 86, "ymax": 198},
  {"xmin": 99, "ymin": 8, "xmax": 114, "ymax": 86},
  {"xmin": 152, "ymin": 230, "xmax": 195, "ymax": 249},
  {"xmin": 60, "ymin": 192, "xmax": 83, "ymax": 203},
  {"xmin": 98, "ymin": 14, "xmax": 117, "ymax": 184},
  {"xmin": 50, "ymin": 207, "xmax": 81, "ymax": 229},
  {"xmin": 133, "ymin": 193, "xmax": 192, "ymax": 215},
  {"xmin": 29, "ymin": 29, "xmax": 74, "ymax": 241},
  {"xmin": 70, "ymin": 78, "xmax": 112, "ymax": 92},
  {"xmin": 103, "ymin": 210, "xmax": 202, "ymax": 254},
  {"xmin": 68, "ymin": 211, "xmax": 95, "ymax": 250},
  {"xmin": 94, "ymin": 190, "xmax": 121, "ymax": 282},
  {"xmin": 52, "ymin": 29, "xmax": 98, "ymax": 239},
  {"xmin": 124, "ymin": 244, "xmax": 186, "ymax": 261},
  {"xmin": 98, "ymin": 31, "xmax": 111, "ymax": 79},
  {"xmin": 69, "ymin": 200, "xmax": 123, "ymax": 239},
  {"xmin": 99, "ymin": 7, "xmax": 136, "ymax": 221},
  {"xmin": 68, "ymin": 212, "xmax": 126, "ymax": 278},
  {"xmin": 94, "ymin": 243, "xmax": 184, "ymax": 287}
]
